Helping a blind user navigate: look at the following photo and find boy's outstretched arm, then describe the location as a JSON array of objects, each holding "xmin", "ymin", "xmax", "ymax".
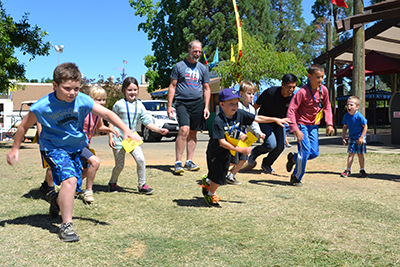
[
  {"xmin": 91, "ymin": 102, "xmax": 140, "ymax": 142},
  {"xmin": 7, "ymin": 111, "xmax": 38, "ymax": 166}
]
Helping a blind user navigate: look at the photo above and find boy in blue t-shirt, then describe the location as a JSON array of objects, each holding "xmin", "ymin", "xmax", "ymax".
[
  {"xmin": 7, "ymin": 63, "xmax": 139, "ymax": 242},
  {"xmin": 341, "ymin": 96, "xmax": 368, "ymax": 178}
]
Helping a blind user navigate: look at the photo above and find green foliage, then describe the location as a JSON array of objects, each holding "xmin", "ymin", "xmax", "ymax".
[
  {"xmin": 214, "ymin": 32, "xmax": 307, "ymax": 89},
  {"xmin": 0, "ymin": 1, "xmax": 51, "ymax": 93}
]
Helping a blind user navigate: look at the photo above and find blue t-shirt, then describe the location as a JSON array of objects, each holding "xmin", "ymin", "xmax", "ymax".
[
  {"xmin": 31, "ymin": 92, "xmax": 94, "ymax": 152},
  {"xmin": 170, "ymin": 60, "xmax": 210, "ymax": 100},
  {"xmin": 342, "ymin": 111, "xmax": 367, "ymax": 140}
]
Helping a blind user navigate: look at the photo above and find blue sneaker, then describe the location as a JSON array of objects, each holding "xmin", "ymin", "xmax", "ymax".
[
  {"xmin": 174, "ymin": 162, "xmax": 185, "ymax": 174},
  {"xmin": 184, "ymin": 160, "xmax": 200, "ymax": 171}
]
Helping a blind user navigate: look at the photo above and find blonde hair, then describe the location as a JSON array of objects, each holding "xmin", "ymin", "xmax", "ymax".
[
  {"xmin": 87, "ymin": 85, "xmax": 107, "ymax": 100},
  {"xmin": 239, "ymin": 80, "xmax": 256, "ymax": 94},
  {"xmin": 348, "ymin": 96, "xmax": 361, "ymax": 106}
]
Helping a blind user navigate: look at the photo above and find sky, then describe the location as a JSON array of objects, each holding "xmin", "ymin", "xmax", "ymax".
[{"xmin": 3, "ymin": 0, "xmax": 346, "ymax": 83}]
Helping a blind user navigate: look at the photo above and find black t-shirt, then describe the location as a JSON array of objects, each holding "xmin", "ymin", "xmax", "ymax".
[
  {"xmin": 206, "ymin": 109, "xmax": 255, "ymax": 158},
  {"xmin": 256, "ymin": 86, "xmax": 292, "ymax": 118}
]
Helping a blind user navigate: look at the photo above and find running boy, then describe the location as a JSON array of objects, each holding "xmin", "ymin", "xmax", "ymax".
[
  {"xmin": 7, "ymin": 63, "xmax": 140, "ymax": 242},
  {"xmin": 341, "ymin": 96, "xmax": 368, "ymax": 178},
  {"xmin": 286, "ymin": 64, "xmax": 334, "ymax": 186},
  {"xmin": 201, "ymin": 88, "xmax": 289, "ymax": 208}
]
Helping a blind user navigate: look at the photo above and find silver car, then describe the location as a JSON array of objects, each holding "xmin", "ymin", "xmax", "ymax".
[{"xmin": 136, "ymin": 100, "xmax": 179, "ymax": 142}]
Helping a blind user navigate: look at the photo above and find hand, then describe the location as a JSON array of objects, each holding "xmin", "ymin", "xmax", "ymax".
[
  {"xmin": 326, "ymin": 125, "xmax": 334, "ymax": 136},
  {"xmin": 167, "ymin": 106, "xmax": 174, "ymax": 119},
  {"xmin": 109, "ymin": 137, "xmax": 115, "ymax": 149},
  {"xmin": 7, "ymin": 149, "xmax": 19, "ymax": 166},
  {"xmin": 276, "ymin": 117, "xmax": 291, "ymax": 127},
  {"xmin": 126, "ymin": 131, "xmax": 142, "ymax": 142},
  {"xmin": 238, "ymin": 146, "xmax": 252, "ymax": 155},
  {"xmin": 239, "ymin": 133, "xmax": 247, "ymax": 141},
  {"xmin": 259, "ymin": 133, "xmax": 266, "ymax": 140},
  {"xmin": 356, "ymin": 137, "xmax": 364, "ymax": 145},
  {"xmin": 112, "ymin": 129, "xmax": 120, "ymax": 138},
  {"xmin": 294, "ymin": 130, "xmax": 304, "ymax": 142},
  {"xmin": 203, "ymin": 108, "xmax": 210, "ymax": 120},
  {"xmin": 342, "ymin": 137, "xmax": 347, "ymax": 145},
  {"xmin": 160, "ymin": 128, "xmax": 169, "ymax": 135}
]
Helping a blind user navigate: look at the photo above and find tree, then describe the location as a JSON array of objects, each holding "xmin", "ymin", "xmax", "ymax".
[
  {"xmin": 130, "ymin": 0, "xmax": 276, "ymax": 90},
  {"xmin": 0, "ymin": 2, "xmax": 51, "ymax": 93},
  {"xmin": 213, "ymin": 31, "xmax": 307, "ymax": 89}
]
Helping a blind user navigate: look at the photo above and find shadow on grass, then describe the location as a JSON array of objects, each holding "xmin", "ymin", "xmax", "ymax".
[
  {"xmin": 146, "ymin": 164, "xmax": 175, "ymax": 174},
  {"xmin": 173, "ymin": 196, "xmax": 245, "ymax": 207},
  {"xmin": 248, "ymin": 179, "xmax": 291, "ymax": 186},
  {"xmin": 306, "ymin": 171, "xmax": 400, "ymax": 182},
  {"xmin": 21, "ymin": 188, "xmax": 47, "ymax": 201},
  {"xmin": 92, "ymin": 184, "xmax": 136, "ymax": 193},
  {"xmin": 0, "ymin": 214, "xmax": 110, "ymax": 235}
]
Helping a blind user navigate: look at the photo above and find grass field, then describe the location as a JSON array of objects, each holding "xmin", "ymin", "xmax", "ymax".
[{"xmin": 1, "ymin": 140, "xmax": 400, "ymax": 267}]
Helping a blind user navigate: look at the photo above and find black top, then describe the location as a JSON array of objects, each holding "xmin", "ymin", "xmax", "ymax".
[
  {"xmin": 256, "ymin": 86, "xmax": 292, "ymax": 118},
  {"xmin": 206, "ymin": 109, "xmax": 255, "ymax": 158}
]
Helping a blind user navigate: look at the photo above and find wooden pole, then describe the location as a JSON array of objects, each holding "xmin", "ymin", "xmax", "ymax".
[
  {"xmin": 353, "ymin": 0, "xmax": 366, "ymax": 116},
  {"xmin": 326, "ymin": 22, "xmax": 337, "ymax": 135}
]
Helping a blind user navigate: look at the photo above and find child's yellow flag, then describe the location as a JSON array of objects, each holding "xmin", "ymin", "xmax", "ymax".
[
  {"xmin": 225, "ymin": 131, "xmax": 258, "ymax": 156},
  {"xmin": 314, "ymin": 109, "xmax": 324, "ymax": 125},
  {"xmin": 121, "ymin": 136, "xmax": 143, "ymax": 153}
]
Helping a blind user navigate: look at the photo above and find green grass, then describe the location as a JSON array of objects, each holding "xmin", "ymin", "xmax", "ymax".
[{"xmin": 1, "ymin": 142, "xmax": 400, "ymax": 266}]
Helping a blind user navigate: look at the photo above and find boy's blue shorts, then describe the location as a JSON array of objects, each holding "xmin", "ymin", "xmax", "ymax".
[
  {"xmin": 41, "ymin": 149, "xmax": 83, "ymax": 191},
  {"xmin": 347, "ymin": 138, "xmax": 367, "ymax": 154}
]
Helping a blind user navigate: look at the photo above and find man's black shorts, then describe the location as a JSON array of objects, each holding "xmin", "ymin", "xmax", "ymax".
[{"xmin": 175, "ymin": 98, "xmax": 205, "ymax": 131}]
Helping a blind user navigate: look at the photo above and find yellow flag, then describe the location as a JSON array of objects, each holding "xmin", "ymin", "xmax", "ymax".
[
  {"xmin": 230, "ymin": 43, "xmax": 235, "ymax": 62},
  {"xmin": 225, "ymin": 131, "xmax": 258, "ymax": 156},
  {"xmin": 232, "ymin": 0, "xmax": 243, "ymax": 60}
]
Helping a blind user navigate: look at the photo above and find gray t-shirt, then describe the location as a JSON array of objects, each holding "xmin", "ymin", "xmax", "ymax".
[{"xmin": 170, "ymin": 59, "xmax": 210, "ymax": 100}]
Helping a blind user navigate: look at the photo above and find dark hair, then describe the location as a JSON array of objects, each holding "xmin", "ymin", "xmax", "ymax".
[
  {"xmin": 121, "ymin": 77, "xmax": 139, "ymax": 95},
  {"xmin": 53, "ymin": 62, "xmax": 82, "ymax": 85},
  {"xmin": 308, "ymin": 64, "xmax": 325, "ymax": 75},
  {"xmin": 282, "ymin": 73, "xmax": 298, "ymax": 84}
]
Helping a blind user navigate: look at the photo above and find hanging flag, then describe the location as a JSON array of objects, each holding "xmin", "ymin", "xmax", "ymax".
[
  {"xmin": 123, "ymin": 60, "xmax": 128, "ymax": 64},
  {"xmin": 232, "ymin": 0, "xmax": 243, "ymax": 60},
  {"xmin": 230, "ymin": 43, "xmax": 235, "ymax": 62},
  {"xmin": 209, "ymin": 48, "xmax": 219, "ymax": 69},
  {"xmin": 203, "ymin": 51, "xmax": 208, "ymax": 65},
  {"xmin": 332, "ymin": 0, "xmax": 348, "ymax": 8}
]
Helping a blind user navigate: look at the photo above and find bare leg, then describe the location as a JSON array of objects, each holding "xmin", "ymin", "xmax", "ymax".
[
  {"xmin": 231, "ymin": 160, "xmax": 246, "ymax": 175},
  {"xmin": 83, "ymin": 155, "xmax": 100, "ymax": 191},
  {"xmin": 45, "ymin": 168, "xmax": 54, "ymax": 187},
  {"xmin": 208, "ymin": 181, "xmax": 220, "ymax": 195},
  {"xmin": 175, "ymin": 126, "xmax": 190, "ymax": 162},
  {"xmin": 357, "ymin": 153, "xmax": 365, "ymax": 169},
  {"xmin": 186, "ymin": 130, "xmax": 197, "ymax": 161},
  {"xmin": 57, "ymin": 177, "xmax": 77, "ymax": 224},
  {"xmin": 347, "ymin": 153, "xmax": 355, "ymax": 170}
]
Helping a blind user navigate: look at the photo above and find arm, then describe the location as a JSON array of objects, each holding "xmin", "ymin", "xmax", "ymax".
[
  {"xmin": 253, "ymin": 103, "xmax": 260, "ymax": 110},
  {"xmin": 167, "ymin": 79, "xmax": 177, "ymax": 119},
  {"xmin": 202, "ymin": 83, "xmax": 211, "ymax": 120},
  {"xmin": 91, "ymin": 102, "xmax": 140, "ymax": 142},
  {"xmin": 342, "ymin": 124, "xmax": 348, "ymax": 145},
  {"xmin": 7, "ymin": 111, "xmax": 38, "ymax": 166},
  {"xmin": 96, "ymin": 118, "xmax": 120, "ymax": 137},
  {"xmin": 357, "ymin": 124, "xmax": 368, "ymax": 145},
  {"xmin": 218, "ymin": 138, "xmax": 252, "ymax": 155},
  {"xmin": 145, "ymin": 122, "xmax": 169, "ymax": 135},
  {"xmin": 255, "ymin": 115, "xmax": 291, "ymax": 127},
  {"xmin": 323, "ymin": 86, "xmax": 334, "ymax": 136}
]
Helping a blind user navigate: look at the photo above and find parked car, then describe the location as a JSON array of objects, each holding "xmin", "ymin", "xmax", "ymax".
[{"xmin": 136, "ymin": 100, "xmax": 179, "ymax": 142}]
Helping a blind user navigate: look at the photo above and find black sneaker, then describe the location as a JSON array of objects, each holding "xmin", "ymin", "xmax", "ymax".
[
  {"xmin": 108, "ymin": 183, "xmax": 122, "ymax": 193},
  {"xmin": 204, "ymin": 194, "xmax": 222, "ymax": 208},
  {"xmin": 226, "ymin": 174, "xmax": 242, "ymax": 185},
  {"xmin": 261, "ymin": 165, "xmax": 275, "ymax": 174},
  {"xmin": 290, "ymin": 174, "xmax": 303, "ymax": 186},
  {"xmin": 286, "ymin": 153, "xmax": 295, "ymax": 172},
  {"xmin": 46, "ymin": 190, "xmax": 60, "ymax": 218},
  {"xmin": 341, "ymin": 170, "xmax": 351, "ymax": 178},
  {"xmin": 138, "ymin": 184, "xmax": 154, "ymax": 195},
  {"xmin": 360, "ymin": 170, "xmax": 368, "ymax": 178},
  {"xmin": 58, "ymin": 222, "xmax": 79, "ymax": 242},
  {"xmin": 39, "ymin": 181, "xmax": 55, "ymax": 195}
]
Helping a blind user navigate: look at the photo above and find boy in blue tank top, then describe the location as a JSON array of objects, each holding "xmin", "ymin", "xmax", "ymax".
[{"xmin": 7, "ymin": 63, "xmax": 140, "ymax": 242}]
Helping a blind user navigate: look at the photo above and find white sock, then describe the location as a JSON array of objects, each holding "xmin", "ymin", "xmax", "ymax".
[
  {"xmin": 208, "ymin": 191, "xmax": 215, "ymax": 196},
  {"xmin": 175, "ymin": 161, "xmax": 182, "ymax": 165}
]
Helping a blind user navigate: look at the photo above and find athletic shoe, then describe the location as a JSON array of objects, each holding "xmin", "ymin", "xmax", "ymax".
[
  {"xmin": 341, "ymin": 170, "xmax": 351, "ymax": 178},
  {"xmin": 226, "ymin": 174, "xmax": 242, "ymax": 185},
  {"xmin": 200, "ymin": 174, "xmax": 210, "ymax": 196},
  {"xmin": 108, "ymin": 183, "xmax": 122, "ymax": 193},
  {"xmin": 174, "ymin": 162, "xmax": 185, "ymax": 174},
  {"xmin": 58, "ymin": 222, "xmax": 79, "ymax": 242},
  {"xmin": 39, "ymin": 181, "xmax": 55, "ymax": 195},
  {"xmin": 286, "ymin": 152, "xmax": 295, "ymax": 172},
  {"xmin": 204, "ymin": 194, "xmax": 222, "ymax": 208},
  {"xmin": 184, "ymin": 160, "xmax": 200, "ymax": 171},
  {"xmin": 247, "ymin": 150, "xmax": 257, "ymax": 168},
  {"xmin": 290, "ymin": 174, "xmax": 303, "ymax": 187},
  {"xmin": 360, "ymin": 170, "xmax": 368, "ymax": 178},
  {"xmin": 83, "ymin": 190, "xmax": 95, "ymax": 204},
  {"xmin": 261, "ymin": 165, "xmax": 275, "ymax": 174},
  {"xmin": 47, "ymin": 190, "xmax": 60, "ymax": 218},
  {"xmin": 138, "ymin": 184, "xmax": 154, "ymax": 195}
]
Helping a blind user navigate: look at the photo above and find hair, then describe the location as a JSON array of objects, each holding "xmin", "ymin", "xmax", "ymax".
[
  {"xmin": 188, "ymin": 40, "xmax": 202, "ymax": 50},
  {"xmin": 53, "ymin": 62, "xmax": 82, "ymax": 85},
  {"xmin": 87, "ymin": 85, "xmax": 107, "ymax": 100},
  {"xmin": 348, "ymin": 95, "xmax": 361, "ymax": 106},
  {"xmin": 239, "ymin": 80, "xmax": 256, "ymax": 94},
  {"xmin": 121, "ymin": 76, "xmax": 139, "ymax": 96},
  {"xmin": 282, "ymin": 73, "xmax": 298, "ymax": 84},
  {"xmin": 308, "ymin": 64, "xmax": 325, "ymax": 75}
]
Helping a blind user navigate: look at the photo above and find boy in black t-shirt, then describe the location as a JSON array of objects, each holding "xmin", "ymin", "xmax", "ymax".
[{"xmin": 201, "ymin": 88, "xmax": 280, "ymax": 208}]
